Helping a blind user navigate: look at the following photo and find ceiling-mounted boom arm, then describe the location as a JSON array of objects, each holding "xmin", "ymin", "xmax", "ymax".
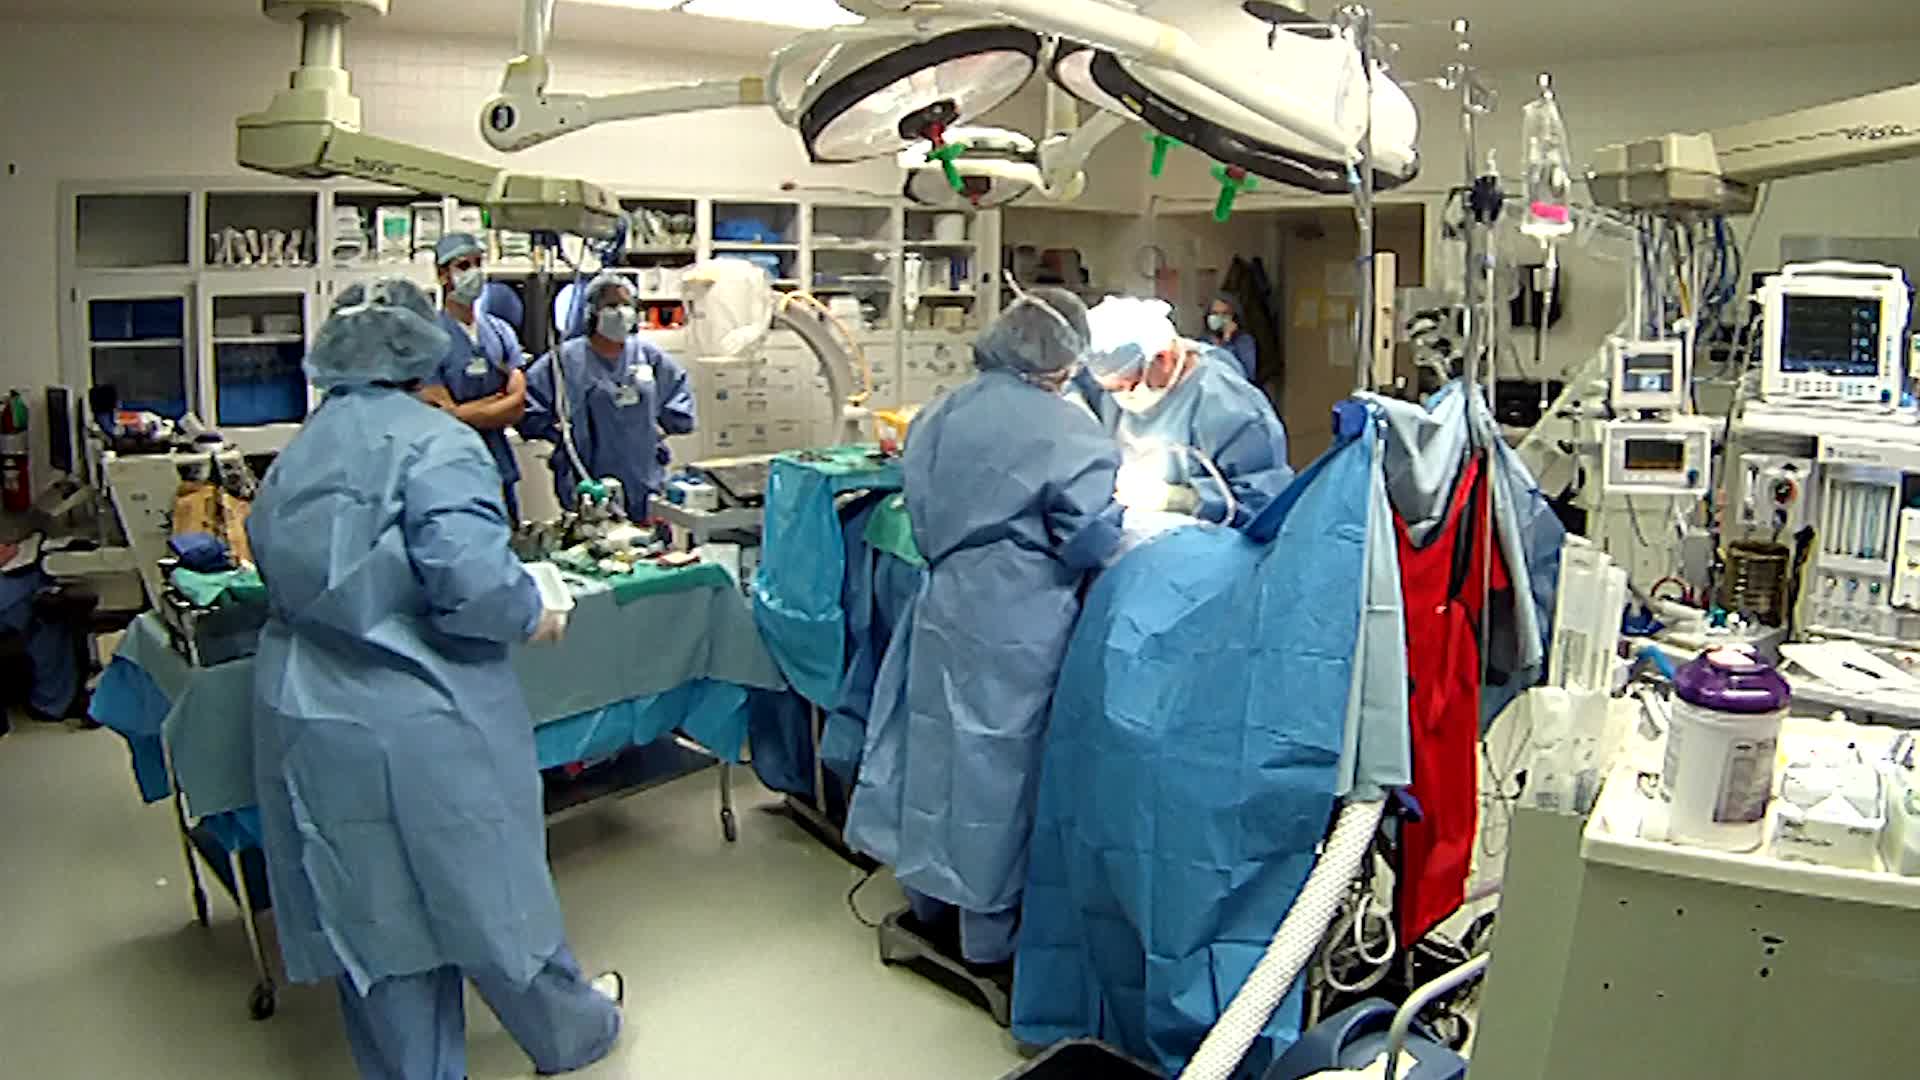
[
  {"xmin": 482, "ymin": 0, "xmax": 767, "ymax": 153},
  {"xmin": 1590, "ymin": 80, "xmax": 1920, "ymax": 212},
  {"xmin": 236, "ymin": 1, "xmax": 622, "ymax": 238}
]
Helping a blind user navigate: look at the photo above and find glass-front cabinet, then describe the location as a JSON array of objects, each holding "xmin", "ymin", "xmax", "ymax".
[
  {"xmin": 80, "ymin": 283, "xmax": 193, "ymax": 420},
  {"xmin": 200, "ymin": 277, "xmax": 316, "ymax": 444}
]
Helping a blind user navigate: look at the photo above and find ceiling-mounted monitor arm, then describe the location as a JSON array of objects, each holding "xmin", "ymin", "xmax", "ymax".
[
  {"xmin": 1712, "ymin": 81, "xmax": 1920, "ymax": 185},
  {"xmin": 235, "ymin": 2, "xmax": 623, "ymax": 238},
  {"xmin": 1591, "ymin": 80, "xmax": 1920, "ymax": 211},
  {"xmin": 482, "ymin": 0, "xmax": 769, "ymax": 152}
]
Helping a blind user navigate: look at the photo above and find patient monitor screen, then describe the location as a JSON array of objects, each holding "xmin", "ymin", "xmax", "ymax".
[
  {"xmin": 1780, "ymin": 294, "xmax": 1881, "ymax": 376},
  {"xmin": 1622, "ymin": 352, "xmax": 1677, "ymax": 395},
  {"xmin": 1623, "ymin": 438, "xmax": 1686, "ymax": 474}
]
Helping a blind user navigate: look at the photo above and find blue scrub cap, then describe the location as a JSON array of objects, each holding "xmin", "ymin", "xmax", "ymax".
[
  {"xmin": 583, "ymin": 271, "xmax": 634, "ymax": 312},
  {"xmin": 973, "ymin": 283, "xmax": 1089, "ymax": 376},
  {"xmin": 434, "ymin": 231, "xmax": 484, "ymax": 267},
  {"xmin": 1085, "ymin": 295, "xmax": 1177, "ymax": 377},
  {"xmin": 304, "ymin": 277, "xmax": 451, "ymax": 389},
  {"xmin": 1213, "ymin": 291, "xmax": 1243, "ymax": 320}
]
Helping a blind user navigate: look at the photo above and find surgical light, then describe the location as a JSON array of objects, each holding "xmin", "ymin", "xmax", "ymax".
[
  {"xmin": 900, "ymin": 127, "xmax": 1039, "ymax": 208},
  {"xmin": 680, "ymin": 0, "xmax": 864, "ymax": 29},
  {"xmin": 1047, "ymin": 1, "xmax": 1419, "ymax": 193},
  {"xmin": 1048, "ymin": 42, "xmax": 1130, "ymax": 118},
  {"xmin": 796, "ymin": 25, "xmax": 1042, "ymax": 163}
]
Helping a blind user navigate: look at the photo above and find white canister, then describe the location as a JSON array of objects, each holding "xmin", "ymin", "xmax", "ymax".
[
  {"xmin": 1659, "ymin": 646, "xmax": 1792, "ymax": 852},
  {"xmin": 932, "ymin": 213, "xmax": 968, "ymax": 244}
]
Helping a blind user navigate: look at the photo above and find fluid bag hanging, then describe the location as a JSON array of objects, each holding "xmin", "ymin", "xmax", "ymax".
[{"xmin": 1520, "ymin": 76, "xmax": 1575, "ymax": 241}]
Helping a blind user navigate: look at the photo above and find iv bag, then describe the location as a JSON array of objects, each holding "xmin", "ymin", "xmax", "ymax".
[{"xmin": 1521, "ymin": 80, "xmax": 1575, "ymax": 240}]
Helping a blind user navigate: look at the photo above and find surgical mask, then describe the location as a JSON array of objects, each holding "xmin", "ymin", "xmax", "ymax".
[
  {"xmin": 595, "ymin": 305, "xmax": 636, "ymax": 340},
  {"xmin": 1206, "ymin": 312, "xmax": 1229, "ymax": 333},
  {"xmin": 1111, "ymin": 351, "xmax": 1190, "ymax": 415},
  {"xmin": 449, "ymin": 268, "xmax": 485, "ymax": 304}
]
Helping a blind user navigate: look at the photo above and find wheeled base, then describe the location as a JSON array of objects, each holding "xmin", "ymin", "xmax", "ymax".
[{"xmin": 876, "ymin": 909, "xmax": 1011, "ymax": 1027}]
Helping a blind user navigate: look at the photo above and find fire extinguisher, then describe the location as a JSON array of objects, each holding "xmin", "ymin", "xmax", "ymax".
[{"xmin": 1, "ymin": 389, "xmax": 30, "ymax": 513}]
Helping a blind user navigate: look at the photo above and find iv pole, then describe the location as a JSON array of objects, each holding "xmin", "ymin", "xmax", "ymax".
[{"xmin": 1338, "ymin": 4, "xmax": 1377, "ymax": 392}]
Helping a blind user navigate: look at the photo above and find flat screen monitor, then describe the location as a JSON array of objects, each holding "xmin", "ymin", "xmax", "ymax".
[{"xmin": 1779, "ymin": 294, "xmax": 1883, "ymax": 377}]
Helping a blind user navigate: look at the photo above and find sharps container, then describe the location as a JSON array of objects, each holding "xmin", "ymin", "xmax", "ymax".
[{"xmin": 1661, "ymin": 645, "xmax": 1791, "ymax": 851}]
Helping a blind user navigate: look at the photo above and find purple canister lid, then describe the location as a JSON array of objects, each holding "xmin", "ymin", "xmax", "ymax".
[{"xmin": 1674, "ymin": 645, "xmax": 1791, "ymax": 713}]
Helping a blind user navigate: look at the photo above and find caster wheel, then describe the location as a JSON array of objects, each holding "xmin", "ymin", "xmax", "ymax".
[
  {"xmin": 249, "ymin": 983, "xmax": 277, "ymax": 1021},
  {"xmin": 721, "ymin": 809, "xmax": 738, "ymax": 843}
]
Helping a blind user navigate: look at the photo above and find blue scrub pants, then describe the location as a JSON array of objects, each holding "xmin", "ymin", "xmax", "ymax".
[
  {"xmin": 905, "ymin": 887, "xmax": 1019, "ymax": 966},
  {"xmin": 335, "ymin": 944, "xmax": 620, "ymax": 1080}
]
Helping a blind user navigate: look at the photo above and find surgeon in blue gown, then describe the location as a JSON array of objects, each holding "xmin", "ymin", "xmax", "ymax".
[
  {"xmin": 519, "ymin": 271, "xmax": 696, "ymax": 519},
  {"xmin": 845, "ymin": 285, "xmax": 1124, "ymax": 968},
  {"xmin": 1084, "ymin": 296, "xmax": 1293, "ymax": 530},
  {"xmin": 418, "ymin": 232, "xmax": 528, "ymax": 522},
  {"xmin": 248, "ymin": 278, "xmax": 624, "ymax": 1080}
]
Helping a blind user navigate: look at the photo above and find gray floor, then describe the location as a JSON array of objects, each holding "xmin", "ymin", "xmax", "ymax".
[{"xmin": 0, "ymin": 715, "xmax": 1026, "ymax": 1079}]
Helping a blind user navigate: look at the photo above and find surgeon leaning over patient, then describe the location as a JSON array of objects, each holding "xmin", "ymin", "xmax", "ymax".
[
  {"xmin": 520, "ymin": 271, "xmax": 696, "ymax": 519},
  {"xmin": 1083, "ymin": 295, "xmax": 1293, "ymax": 529},
  {"xmin": 846, "ymin": 285, "xmax": 1124, "ymax": 970},
  {"xmin": 417, "ymin": 232, "xmax": 529, "ymax": 522},
  {"xmin": 247, "ymin": 278, "xmax": 623, "ymax": 1080}
]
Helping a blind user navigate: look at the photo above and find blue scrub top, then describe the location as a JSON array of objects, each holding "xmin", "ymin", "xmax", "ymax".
[
  {"xmin": 1092, "ymin": 347, "xmax": 1292, "ymax": 530},
  {"xmin": 1213, "ymin": 330, "xmax": 1258, "ymax": 382},
  {"xmin": 519, "ymin": 336, "xmax": 696, "ymax": 517},
  {"xmin": 428, "ymin": 309, "xmax": 525, "ymax": 493}
]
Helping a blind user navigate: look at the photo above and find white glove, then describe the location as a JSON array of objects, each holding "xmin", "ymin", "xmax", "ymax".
[
  {"xmin": 1115, "ymin": 461, "xmax": 1200, "ymax": 515},
  {"xmin": 530, "ymin": 608, "xmax": 569, "ymax": 644}
]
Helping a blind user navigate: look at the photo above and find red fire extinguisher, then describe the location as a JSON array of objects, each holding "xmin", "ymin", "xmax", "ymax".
[{"xmin": 1, "ymin": 389, "xmax": 30, "ymax": 513}]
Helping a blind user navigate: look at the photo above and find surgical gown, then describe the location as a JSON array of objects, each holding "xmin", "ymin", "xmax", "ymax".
[
  {"xmin": 428, "ymin": 310, "xmax": 524, "ymax": 519},
  {"xmin": 846, "ymin": 369, "xmax": 1124, "ymax": 925},
  {"xmin": 1095, "ymin": 348, "xmax": 1292, "ymax": 530},
  {"xmin": 248, "ymin": 387, "xmax": 561, "ymax": 993},
  {"xmin": 520, "ymin": 335, "xmax": 695, "ymax": 518}
]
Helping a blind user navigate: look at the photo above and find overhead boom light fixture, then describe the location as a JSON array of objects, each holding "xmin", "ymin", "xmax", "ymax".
[
  {"xmin": 899, "ymin": 126, "xmax": 1038, "ymax": 208},
  {"xmin": 1048, "ymin": 0, "xmax": 1419, "ymax": 193},
  {"xmin": 795, "ymin": 24, "xmax": 1043, "ymax": 163}
]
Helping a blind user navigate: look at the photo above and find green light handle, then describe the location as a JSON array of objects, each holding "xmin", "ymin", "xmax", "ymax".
[
  {"xmin": 929, "ymin": 142, "xmax": 971, "ymax": 195},
  {"xmin": 1144, "ymin": 133, "xmax": 1178, "ymax": 178},
  {"xmin": 576, "ymin": 478, "xmax": 607, "ymax": 503},
  {"xmin": 1211, "ymin": 165, "xmax": 1256, "ymax": 223}
]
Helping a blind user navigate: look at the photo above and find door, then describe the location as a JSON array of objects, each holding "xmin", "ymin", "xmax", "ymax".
[{"xmin": 1274, "ymin": 204, "xmax": 1426, "ymax": 469}]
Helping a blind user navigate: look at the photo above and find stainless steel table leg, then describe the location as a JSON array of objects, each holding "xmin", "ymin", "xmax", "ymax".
[
  {"xmin": 163, "ymin": 743, "xmax": 209, "ymax": 927},
  {"xmin": 719, "ymin": 761, "xmax": 737, "ymax": 842},
  {"xmin": 229, "ymin": 848, "xmax": 277, "ymax": 1020},
  {"xmin": 810, "ymin": 703, "xmax": 828, "ymax": 816}
]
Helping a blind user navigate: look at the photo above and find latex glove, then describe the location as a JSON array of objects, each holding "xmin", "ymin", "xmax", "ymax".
[
  {"xmin": 1115, "ymin": 462, "xmax": 1200, "ymax": 515},
  {"xmin": 530, "ymin": 608, "xmax": 569, "ymax": 644}
]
